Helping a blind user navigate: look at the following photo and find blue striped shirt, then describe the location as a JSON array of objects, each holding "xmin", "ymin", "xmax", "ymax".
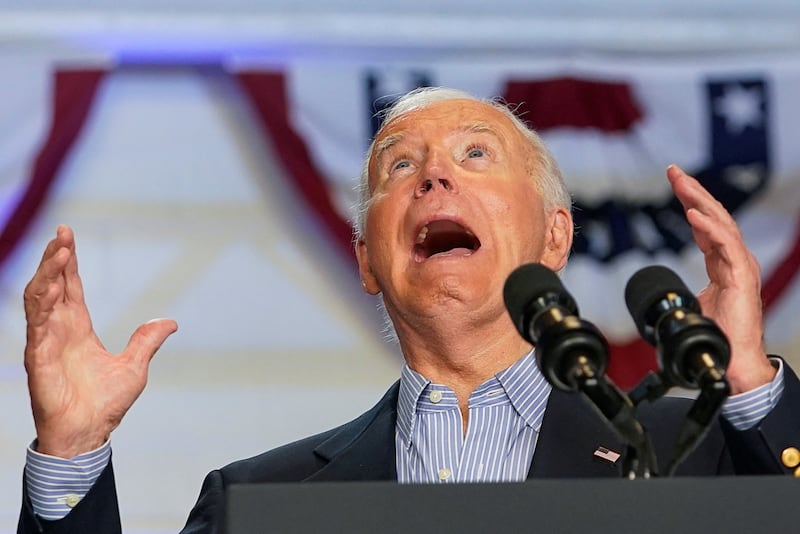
[
  {"xmin": 26, "ymin": 356, "xmax": 786, "ymax": 518},
  {"xmin": 396, "ymin": 350, "xmax": 549, "ymax": 483},
  {"xmin": 25, "ymin": 440, "xmax": 111, "ymax": 520},
  {"xmin": 396, "ymin": 353, "xmax": 786, "ymax": 483},
  {"xmin": 722, "ymin": 358, "xmax": 785, "ymax": 427}
]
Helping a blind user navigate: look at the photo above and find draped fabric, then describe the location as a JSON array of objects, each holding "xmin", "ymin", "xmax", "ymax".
[
  {"xmin": 0, "ymin": 69, "xmax": 106, "ymax": 266},
  {"xmin": 236, "ymin": 71, "xmax": 356, "ymax": 262}
]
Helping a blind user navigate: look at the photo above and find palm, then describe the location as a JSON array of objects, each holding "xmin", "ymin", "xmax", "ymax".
[{"xmin": 24, "ymin": 226, "xmax": 176, "ymax": 457}]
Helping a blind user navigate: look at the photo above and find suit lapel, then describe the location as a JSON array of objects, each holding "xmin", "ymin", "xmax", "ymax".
[
  {"xmin": 529, "ymin": 389, "xmax": 624, "ymax": 479},
  {"xmin": 301, "ymin": 382, "xmax": 626, "ymax": 482},
  {"xmin": 305, "ymin": 382, "xmax": 400, "ymax": 482}
]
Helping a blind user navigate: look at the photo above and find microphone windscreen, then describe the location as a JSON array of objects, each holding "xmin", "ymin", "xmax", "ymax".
[
  {"xmin": 503, "ymin": 263, "xmax": 564, "ymax": 335},
  {"xmin": 624, "ymin": 265, "xmax": 691, "ymax": 338}
]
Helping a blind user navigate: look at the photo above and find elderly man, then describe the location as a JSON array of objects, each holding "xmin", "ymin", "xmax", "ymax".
[{"xmin": 18, "ymin": 88, "xmax": 800, "ymax": 533}]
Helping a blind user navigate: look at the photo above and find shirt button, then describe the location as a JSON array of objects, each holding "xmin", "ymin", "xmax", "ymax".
[
  {"xmin": 64, "ymin": 494, "xmax": 81, "ymax": 508},
  {"xmin": 429, "ymin": 390, "xmax": 443, "ymax": 403},
  {"xmin": 438, "ymin": 467, "xmax": 452, "ymax": 481}
]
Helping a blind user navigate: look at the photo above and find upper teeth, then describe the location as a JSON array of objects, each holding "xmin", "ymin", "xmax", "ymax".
[
  {"xmin": 416, "ymin": 226, "xmax": 428, "ymax": 244},
  {"xmin": 416, "ymin": 224, "xmax": 476, "ymax": 243}
]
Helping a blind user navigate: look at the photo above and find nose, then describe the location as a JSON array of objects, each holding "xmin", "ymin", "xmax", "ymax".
[
  {"xmin": 414, "ymin": 153, "xmax": 457, "ymax": 198},
  {"xmin": 417, "ymin": 177, "xmax": 454, "ymax": 195}
]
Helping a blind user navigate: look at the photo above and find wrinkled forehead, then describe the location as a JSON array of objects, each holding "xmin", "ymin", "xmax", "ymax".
[{"xmin": 368, "ymin": 98, "xmax": 523, "ymax": 170}]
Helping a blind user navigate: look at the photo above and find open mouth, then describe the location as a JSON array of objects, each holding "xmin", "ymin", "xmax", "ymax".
[{"xmin": 413, "ymin": 220, "xmax": 481, "ymax": 261}]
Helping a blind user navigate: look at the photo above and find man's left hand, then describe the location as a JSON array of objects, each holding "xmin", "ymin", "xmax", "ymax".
[{"xmin": 667, "ymin": 165, "xmax": 777, "ymax": 394}]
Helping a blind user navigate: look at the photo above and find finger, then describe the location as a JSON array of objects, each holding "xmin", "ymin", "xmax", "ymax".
[
  {"xmin": 24, "ymin": 246, "xmax": 71, "ymax": 320},
  {"xmin": 668, "ymin": 165, "xmax": 715, "ymax": 217},
  {"xmin": 667, "ymin": 165, "xmax": 730, "ymax": 221},
  {"xmin": 123, "ymin": 319, "xmax": 179, "ymax": 371},
  {"xmin": 36, "ymin": 225, "xmax": 73, "ymax": 265},
  {"xmin": 26, "ymin": 226, "xmax": 75, "ymax": 298},
  {"xmin": 688, "ymin": 214, "xmax": 762, "ymax": 302},
  {"xmin": 25, "ymin": 282, "xmax": 67, "ymax": 330},
  {"xmin": 61, "ymin": 228, "xmax": 87, "ymax": 305},
  {"xmin": 667, "ymin": 166, "xmax": 750, "ymax": 258},
  {"xmin": 684, "ymin": 207, "xmax": 736, "ymax": 255}
]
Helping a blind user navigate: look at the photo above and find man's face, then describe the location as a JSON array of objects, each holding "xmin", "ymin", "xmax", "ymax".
[{"xmin": 356, "ymin": 99, "xmax": 571, "ymax": 328}]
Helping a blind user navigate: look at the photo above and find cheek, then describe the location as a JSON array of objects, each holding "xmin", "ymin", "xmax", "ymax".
[
  {"xmin": 364, "ymin": 199, "xmax": 405, "ymax": 261},
  {"xmin": 488, "ymin": 191, "xmax": 548, "ymax": 255},
  {"xmin": 364, "ymin": 193, "xmax": 393, "ymax": 232},
  {"xmin": 483, "ymin": 185, "xmax": 542, "ymax": 225}
]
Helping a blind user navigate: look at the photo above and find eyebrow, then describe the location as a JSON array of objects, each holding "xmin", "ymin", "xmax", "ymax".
[
  {"xmin": 373, "ymin": 133, "xmax": 405, "ymax": 165},
  {"xmin": 372, "ymin": 120, "xmax": 503, "ymax": 165}
]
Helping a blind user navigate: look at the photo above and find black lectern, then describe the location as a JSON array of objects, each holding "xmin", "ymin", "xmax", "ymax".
[{"xmin": 225, "ymin": 476, "xmax": 800, "ymax": 533}]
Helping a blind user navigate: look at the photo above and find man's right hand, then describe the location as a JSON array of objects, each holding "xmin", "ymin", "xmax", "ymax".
[{"xmin": 23, "ymin": 225, "xmax": 177, "ymax": 458}]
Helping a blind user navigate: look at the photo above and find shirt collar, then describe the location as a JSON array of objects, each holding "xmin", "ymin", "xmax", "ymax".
[
  {"xmin": 396, "ymin": 364, "xmax": 429, "ymax": 444},
  {"xmin": 495, "ymin": 349, "xmax": 552, "ymax": 432},
  {"xmin": 396, "ymin": 349, "xmax": 551, "ymax": 445}
]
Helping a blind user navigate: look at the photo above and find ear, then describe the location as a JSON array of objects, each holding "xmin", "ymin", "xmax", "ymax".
[
  {"xmin": 355, "ymin": 236, "xmax": 381, "ymax": 295},
  {"xmin": 539, "ymin": 207, "xmax": 573, "ymax": 272}
]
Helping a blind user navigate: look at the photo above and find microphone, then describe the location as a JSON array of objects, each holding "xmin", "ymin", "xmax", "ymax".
[
  {"xmin": 504, "ymin": 263, "xmax": 656, "ymax": 478},
  {"xmin": 624, "ymin": 265, "xmax": 731, "ymax": 475},
  {"xmin": 624, "ymin": 265, "xmax": 730, "ymax": 390},
  {"xmin": 503, "ymin": 263, "xmax": 605, "ymax": 392}
]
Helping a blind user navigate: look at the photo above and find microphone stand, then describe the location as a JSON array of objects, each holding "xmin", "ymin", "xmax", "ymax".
[
  {"xmin": 504, "ymin": 263, "xmax": 659, "ymax": 479},
  {"xmin": 664, "ymin": 357, "xmax": 730, "ymax": 476},
  {"xmin": 570, "ymin": 356, "xmax": 658, "ymax": 479},
  {"xmin": 627, "ymin": 354, "xmax": 729, "ymax": 476},
  {"xmin": 624, "ymin": 264, "xmax": 733, "ymax": 477}
]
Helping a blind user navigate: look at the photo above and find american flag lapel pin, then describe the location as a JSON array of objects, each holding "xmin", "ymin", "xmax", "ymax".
[{"xmin": 593, "ymin": 446, "xmax": 622, "ymax": 465}]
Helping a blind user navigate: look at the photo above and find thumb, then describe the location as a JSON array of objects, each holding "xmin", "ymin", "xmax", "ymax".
[{"xmin": 124, "ymin": 318, "xmax": 179, "ymax": 369}]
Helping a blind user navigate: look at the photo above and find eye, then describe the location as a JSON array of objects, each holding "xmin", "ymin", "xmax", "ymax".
[
  {"xmin": 387, "ymin": 152, "xmax": 415, "ymax": 173},
  {"xmin": 466, "ymin": 145, "xmax": 488, "ymax": 159}
]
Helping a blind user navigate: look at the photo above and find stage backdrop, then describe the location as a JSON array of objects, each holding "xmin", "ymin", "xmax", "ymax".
[{"xmin": 1, "ymin": 51, "xmax": 799, "ymax": 532}]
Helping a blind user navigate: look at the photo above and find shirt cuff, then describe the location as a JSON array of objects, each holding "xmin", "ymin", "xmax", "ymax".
[
  {"xmin": 721, "ymin": 358, "xmax": 785, "ymax": 431},
  {"xmin": 25, "ymin": 439, "xmax": 112, "ymax": 521}
]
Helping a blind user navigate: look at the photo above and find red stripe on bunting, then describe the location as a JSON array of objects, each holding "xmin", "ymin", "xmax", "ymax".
[
  {"xmin": 762, "ymin": 213, "xmax": 800, "ymax": 311},
  {"xmin": 505, "ymin": 77, "xmax": 643, "ymax": 132},
  {"xmin": 0, "ymin": 69, "xmax": 106, "ymax": 269},
  {"xmin": 235, "ymin": 71, "xmax": 356, "ymax": 264}
]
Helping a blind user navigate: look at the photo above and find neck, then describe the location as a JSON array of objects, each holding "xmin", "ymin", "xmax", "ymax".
[{"xmin": 395, "ymin": 310, "xmax": 533, "ymax": 412}]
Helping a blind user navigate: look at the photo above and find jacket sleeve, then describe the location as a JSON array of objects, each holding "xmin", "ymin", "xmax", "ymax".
[
  {"xmin": 17, "ymin": 460, "xmax": 122, "ymax": 534},
  {"xmin": 179, "ymin": 470, "xmax": 226, "ymax": 534},
  {"xmin": 721, "ymin": 358, "xmax": 800, "ymax": 474}
]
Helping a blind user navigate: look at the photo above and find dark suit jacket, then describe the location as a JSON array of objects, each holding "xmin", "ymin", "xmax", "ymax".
[{"xmin": 18, "ymin": 363, "xmax": 800, "ymax": 534}]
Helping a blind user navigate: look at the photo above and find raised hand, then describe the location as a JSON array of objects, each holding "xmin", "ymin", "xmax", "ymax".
[
  {"xmin": 23, "ymin": 225, "xmax": 177, "ymax": 458},
  {"xmin": 667, "ymin": 165, "xmax": 776, "ymax": 394}
]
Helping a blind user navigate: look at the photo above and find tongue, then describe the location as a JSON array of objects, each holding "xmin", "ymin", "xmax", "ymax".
[
  {"xmin": 430, "ymin": 246, "xmax": 473, "ymax": 258},
  {"xmin": 417, "ymin": 223, "xmax": 478, "ymax": 259}
]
